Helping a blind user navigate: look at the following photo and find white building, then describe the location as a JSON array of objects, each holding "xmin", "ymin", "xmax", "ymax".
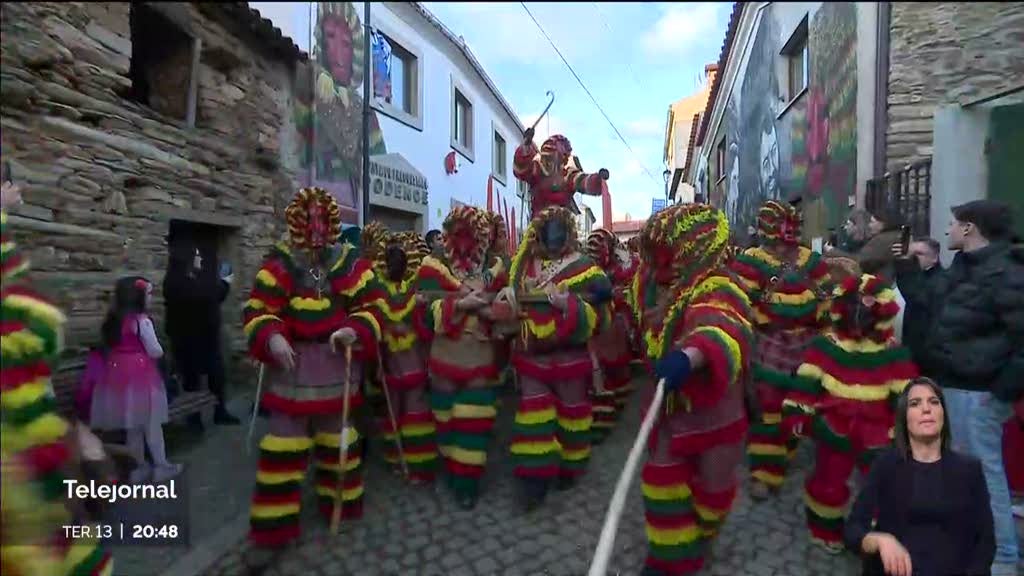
[{"xmin": 363, "ymin": 2, "xmax": 526, "ymax": 233}]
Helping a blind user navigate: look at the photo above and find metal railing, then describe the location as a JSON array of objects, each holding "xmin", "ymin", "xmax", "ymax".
[{"xmin": 865, "ymin": 159, "xmax": 932, "ymax": 236}]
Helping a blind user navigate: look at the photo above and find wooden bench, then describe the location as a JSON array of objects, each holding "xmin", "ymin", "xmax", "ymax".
[{"xmin": 50, "ymin": 354, "xmax": 218, "ymax": 446}]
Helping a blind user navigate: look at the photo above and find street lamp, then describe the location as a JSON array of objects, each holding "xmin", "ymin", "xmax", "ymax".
[{"xmin": 662, "ymin": 169, "xmax": 671, "ymax": 201}]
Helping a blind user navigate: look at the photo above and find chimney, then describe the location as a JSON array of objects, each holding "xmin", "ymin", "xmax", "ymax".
[{"xmin": 704, "ymin": 63, "xmax": 719, "ymax": 87}]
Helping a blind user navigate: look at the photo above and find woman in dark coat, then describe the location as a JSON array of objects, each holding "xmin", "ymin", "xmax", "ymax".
[
  {"xmin": 163, "ymin": 232, "xmax": 239, "ymax": 428},
  {"xmin": 844, "ymin": 377, "xmax": 995, "ymax": 576}
]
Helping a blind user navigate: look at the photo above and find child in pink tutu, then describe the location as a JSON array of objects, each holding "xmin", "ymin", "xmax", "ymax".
[{"xmin": 90, "ymin": 276, "xmax": 182, "ymax": 483}]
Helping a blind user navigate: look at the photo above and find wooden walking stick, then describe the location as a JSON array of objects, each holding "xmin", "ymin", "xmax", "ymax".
[
  {"xmin": 330, "ymin": 345, "xmax": 354, "ymax": 535},
  {"xmin": 246, "ymin": 362, "xmax": 266, "ymax": 454},
  {"xmin": 587, "ymin": 379, "xmax": 666, "ymax": 576},
  {"xmin": 378, "ymin": 355, "xmax": 410, "ymax": 480}
]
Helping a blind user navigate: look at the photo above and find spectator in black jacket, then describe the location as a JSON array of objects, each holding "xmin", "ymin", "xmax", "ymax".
[
  {"xmin": 163, "ymin": 236, "xmax": 240, "ymax": 429},
  {"xmin": 845, "ymin": 378, "xmax": 994, "ymax": 576},
  {"xmin": 892, "ymin": 200, "xmax": 1023, "ymax": 576},
  {"xmin": 893, "ymin": 237, "xmax": 944, "ymax": 367}
]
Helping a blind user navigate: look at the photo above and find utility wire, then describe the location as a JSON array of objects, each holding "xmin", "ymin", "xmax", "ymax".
[{"xmin": 520, "ymin": 2, "xmax": 659, "ymax": 184}]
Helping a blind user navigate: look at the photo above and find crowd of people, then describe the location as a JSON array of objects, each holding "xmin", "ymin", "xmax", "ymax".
[{"xmin": 2, "ymin": 124, "xmax": 1022, "ymax": 576}]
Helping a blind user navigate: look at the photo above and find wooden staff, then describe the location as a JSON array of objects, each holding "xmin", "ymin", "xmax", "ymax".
[
  {"xmin": 330, "ymin": 345, "xmax": 354, "ymax": 535},
  {"xmin": 246, "ymin": 363, "xmax": 266, "ymax": 454},
  {"xmin": 378, "ymin": 355, "xmax": 410, "ymax": 480},
  {"xmin": 587, "ymin": 379, "xmax": 666, "ymax": 576}
]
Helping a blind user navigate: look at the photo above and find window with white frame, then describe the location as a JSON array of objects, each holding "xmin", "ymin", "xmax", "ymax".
[
  {"xmin": 451, "ymin": 84, "xmax": 474, "ymax": 159},
  {"xmin": 371, "ymin": 29, "xmax": 421, "ymax": 128},
  {"xmin": 492, "ymin": 129, "xmax": 507, "ymax": 183},
  {"xmin": 781, "ymin": 16, "xmax": 809, "ymax": 104}
]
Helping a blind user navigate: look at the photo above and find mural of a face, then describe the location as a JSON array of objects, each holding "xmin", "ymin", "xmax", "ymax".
[
  {"xmin": 322, "ymin": 14, "xmax": 354, "ymax": 86},
  {"xmin": 760, "ymin": 123, "xmax": 779, "ymax": 199},
  {"xmin": 725, "ymin": 145, "xmax": 740, "ymax": 224}
]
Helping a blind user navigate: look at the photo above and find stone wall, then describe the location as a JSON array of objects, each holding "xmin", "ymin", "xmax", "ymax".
[
  {"xmin": 0, "ymin": 1, "xmax": 303, "ymax": 376},
  {"xmin": 886, "ymin": 2, "xmax": 1024, "ymax": 171}
]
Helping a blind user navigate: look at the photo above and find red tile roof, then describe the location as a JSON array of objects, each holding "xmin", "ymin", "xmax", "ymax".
[
  {"xmin": 695, "ymin": 2, "xmax": 744, "ymax": 147},
  {"xmin": 611, "ymin": 219, "xmax": 645, "ymax": 234}
]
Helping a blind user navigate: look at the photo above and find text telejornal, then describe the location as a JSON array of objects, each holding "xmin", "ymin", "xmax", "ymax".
[{"xmin": 64, "ymin": 479, "xmax": 178, "ymax": 503}]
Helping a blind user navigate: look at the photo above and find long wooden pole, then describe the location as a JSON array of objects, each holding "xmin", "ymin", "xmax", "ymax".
[
  {"xmin": 330, "ymin": 345, "xmax": 354, "ymax": 534},
  {"xmin": 587, "ymin": 379, "xmax": 665, "ymax": 576}
]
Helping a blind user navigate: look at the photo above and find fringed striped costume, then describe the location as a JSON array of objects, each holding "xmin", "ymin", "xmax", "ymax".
[
  {"xmin": 782, "ymin": 274, "xmax": 917, "ymax": 551},
  {"xmin": 373, "ymin": 232, "xmax": 437, "ymax": 483},
  {"xmin": 413, "ymin": 206, "xmax": 508, "ymax": 507},
  {"xmin": 513, "ymin": 133, "xmax": 608, "ymax": 214},
  {"xmin": 631, "ymin": 204, "xmax": 754, "ymax": 576},
  {"xmin": 1, "ymin": 211, "xmax": 114, "ymax": 576},
  {"xmin": 505, "ymin": 206, "xmax": 612, "ymax": 503},
  {"xmin": 243, "ymin": 188, "xmax": 384, "ymax": 547},
  {"xmin": 585, "ymin": 228, "xmax": 637, "ymax": 443},
  {"xmin": 729, "ymin": 200, "xmax": 832, "ymax": 492}
]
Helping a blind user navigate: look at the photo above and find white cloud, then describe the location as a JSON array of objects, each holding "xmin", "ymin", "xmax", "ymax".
[
  {"xmin": 641, "ymin": 3, "xmax": 722, "ymax": 57},
  {"xmin": 422, "ymin": 2, "xmax": 601, "ymax": 67},
  {"xmin": 624, "ymin": 118, "xmax": 665, "ymax": 140}
]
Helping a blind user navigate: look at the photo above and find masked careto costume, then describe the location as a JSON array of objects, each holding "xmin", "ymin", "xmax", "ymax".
[
  {"xmin": 585, "ymin": 228, "xmax": 637, "ymax": 442},
  {"xmin": 1, "ymin": 211, "xmax": 114, "ymax": 576},
  {"xmin": 484, "ymin": 212, "xmax": 514, "ymax": 383},
  {"xmin": 781, "ymin": 274, "xmax": 917, "ymax": 551},
  {"xmin": 729, "ymin": 200, "xmax": 832, "ymax": 493},
  {"xmin": 513, "ymin": 133, "xmax": 609, "ymax": 215},
  {"xmin": 500, "ymin": 206, "xmax": 612, "ymax": 507},
  {"xmin": 413, "ymin": 206, "xmax": 508, "ymax": 508},
  {"xmin": 630, "ymin": 204, "xmax": 754, "ymax": 576},
  {"xmin": 372, "ymin": 231, "xmax": 437, "ymax": 483},
  {"xmin": 243, "ymin": 188, "xmax": 384, "ymax": 547}
]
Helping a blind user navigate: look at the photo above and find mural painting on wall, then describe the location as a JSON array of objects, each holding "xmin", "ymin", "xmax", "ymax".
[
  {"xmin": 791, "ymin": 1, "xmax": 857, "ymax": 238},
  {"xmin": 294, "ymin": 2, "xmax": 388, "ymax": 222},
  {"xmin": 719, "ymin": 2, "xmax": 857, "ymax": 241},
  {"xmin": 725, "ymin": 7, "xmax": 782, "ymax": 239}
]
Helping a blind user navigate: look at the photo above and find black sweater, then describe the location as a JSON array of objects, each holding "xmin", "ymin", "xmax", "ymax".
[{"xmin": 844, "ymin": 448, "xmax": 995, "ymax": 576}]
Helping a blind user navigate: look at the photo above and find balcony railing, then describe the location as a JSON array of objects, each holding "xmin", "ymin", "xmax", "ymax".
[{"xmin": 866, "ymin": 159, "xmax": 932, "ymax": 236}]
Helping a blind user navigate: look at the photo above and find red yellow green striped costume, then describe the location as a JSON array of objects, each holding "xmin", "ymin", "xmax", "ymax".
[
  {"xmin": 630, "ymin": 204, "xmax": 754, "ymax": 576},
  {"xmin": 729, "ymin": 201, "xmax": 832, "ymax": 491},
  {"xmin": 1, "ymin": 211, "xmax": 114, "ymax": 576},
  {"xmin": 782, "ymin": 274, "xmax": 917, "ymax": 550},
  {"xmin": 414, "ymin": 206, "xmax": 507, "ymax": 505},
  {"xmin": 585, "ymin": 228, "xmax": 637, "ymax": 443},
  {"xmin": 372, "ymin": 232, "xmax": 437, "ymax": 482},
  {"xmin": 243, "ymin": 189, "xmax": 384, "ymax": 547},
  {"xmin": 507, "ymin": 207, "xmax": 612, "ymax": 494}
]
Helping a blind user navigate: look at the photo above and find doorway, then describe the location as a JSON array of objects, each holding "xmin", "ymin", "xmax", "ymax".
[{"xmin": 163, "ymin": 219, "xmax": 240, "ymax": 392}]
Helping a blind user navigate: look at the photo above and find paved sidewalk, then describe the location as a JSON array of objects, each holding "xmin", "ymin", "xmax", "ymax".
[
  {"xmin": 200, "ymin": 379, "xmax": 864, "ymax": 576},
  {"xmin": 108, "ymin": 395, "xmax": 264, "ymax": 576}
]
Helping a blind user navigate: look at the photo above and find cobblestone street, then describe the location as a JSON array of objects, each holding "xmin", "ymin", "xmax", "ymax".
[{"xmin": 202, "ymin": 376, "xmax": 865, "ymax": 576}]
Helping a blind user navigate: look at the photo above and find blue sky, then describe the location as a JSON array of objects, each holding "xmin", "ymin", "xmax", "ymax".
[{"xmin": 250, "ymin": 2, "xmax": 730, "ymax": 222}]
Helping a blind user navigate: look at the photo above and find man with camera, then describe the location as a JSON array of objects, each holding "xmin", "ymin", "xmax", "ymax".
[{"xmin": 892, "ymin": 200, "xmax": 1023, "ymax": 576}]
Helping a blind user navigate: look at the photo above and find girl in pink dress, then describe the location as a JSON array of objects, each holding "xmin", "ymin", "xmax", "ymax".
[{"xmin": 90, "ymin": 277, "xmax": 182, "ymax": 483}]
